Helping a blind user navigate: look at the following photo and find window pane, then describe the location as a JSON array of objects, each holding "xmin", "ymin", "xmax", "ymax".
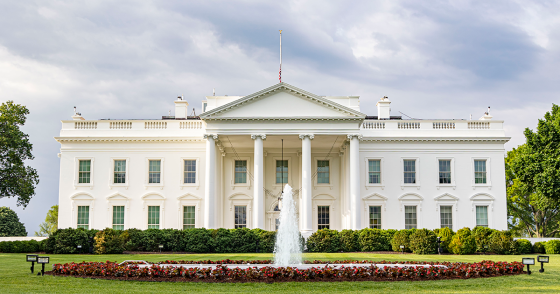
[
  {"xmin": 440, "ymin": 206, "xmax": 453, "ymax": 230},
  {"xmin": 78, "ymin": 160, "xmax": 91, "ymax": 184},
  {"xmin": 234, "ymin": 205, "xmax": 247, "ymax": 228},
  {"xmin": 474, "ymin": 160, "xmax": 487, "ymax": 184},
  {"xmin": 439, "ymin": 160, "xmax": 451, "ymax": 184},
  {"xmin": 149, "ymin": 160, "xmax": 161, "ymax": 184},
  {"xmin": 184, "ymin": 160, "xmax": 197, "ymax": 184},
  {"xmin": 318, "ymin": 206, "xmax": 330, "ymax": 230},
  {"xmin": 476, "ymin": 206, "xmax": 488, "ymax": 227},
  {"xmin": 317, "ymin": 160, "xmax": 330, "ymax": 184},
  {"xmin": 369, "ymin": 206, "xmax": 381, "ymax": 229},
  {"xmin": 403, "ymin": 160, "xmax": 416, "ymax": 184},
  {"xmin": 404, "ymin": 206, "xmax": 417, "ymax": 229},
  {"xmin": 112, "ymin": 206, "xmax": 125, "ymax": 230},
  {"xmin": 148, "ymin": 206, "xmax": 160, "ymax": 229},
  {"xmin": 368, "ymin": 160, "xmax": 381, "ymax": 184},
  {"xmin": 183, "ymin": 206, "xmax": 196, "ymax": 229},
  {"xmin": 77, "ymin": 206, "xmax": 89, "ymax": 230},
  {"xmin": 234, "ymin": 160, "xmax": 247, "ymax": 184},
  {"xmin": 114, "ymin": 160, "xmax": 126, "ymax": 184},
  {"xmin": 276, "ymin": 160, "xmax": 288, "ymax": 184}
]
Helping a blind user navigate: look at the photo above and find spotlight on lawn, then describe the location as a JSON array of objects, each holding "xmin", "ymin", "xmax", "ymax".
[
  {"xmin": 436, "ymin": 237, "xmax": 442, "ymax": 254},
  {"xmin": 522, "ymin": 257, "xmax": 535, "ymax": 275},
  {"xmin": 400, "ymin": 245, "xmax": 405, "ymax": 254},
  {"xmin": 537, "ymin": 255, "xmax": 549, "ymax": 273},
  {"xmin": 159, "ymin": 244, "xmax": 164, "ymax": 253},
  {"xmin": 37, "ymin": 256, "xmax": 50, "ymax": 276},
  {"xmin": 77, "ymin": 245, "xmax": 82, "ymax": 254},
  {"xmin": 26, "ymin": 254, "xmax": 38, "ymax": 274}
]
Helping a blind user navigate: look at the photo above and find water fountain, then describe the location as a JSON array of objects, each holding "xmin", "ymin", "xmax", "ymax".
[{"xmin": 273, "ymin": 184, "xmax": 302, "ymax": 266}]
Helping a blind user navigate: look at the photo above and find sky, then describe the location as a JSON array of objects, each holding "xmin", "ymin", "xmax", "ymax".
[{"xmin": 0, "ymin": 0, "xmax": 559, "ymax": 235}]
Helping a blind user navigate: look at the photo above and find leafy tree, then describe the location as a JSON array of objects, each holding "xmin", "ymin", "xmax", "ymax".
[
  {"xmin": 0, "ymin": 206, "xmax": 27, "ymax": 236},
  {"xmin": 35, "ymin": 205, "xmax": 58, "ymax": 237},
  {"xmin": 0, "ymin": 101, "xmax": 39, "ymax": 207}
]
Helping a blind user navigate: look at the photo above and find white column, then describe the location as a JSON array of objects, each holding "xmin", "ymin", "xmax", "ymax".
[
  {"xmin": 204, "ymin": 134, "xmax": 217, "ymax": 229},
  {"xmin": 299, "ymin": 134, "xmax": 314, "ymax": 237},
  {"xmin": 251, "ymin": 134, "xmax": 266, "ymax": 229},
  {"xmin": 348, "ymin": 134, "xmax": 362, "ymax": 230}
]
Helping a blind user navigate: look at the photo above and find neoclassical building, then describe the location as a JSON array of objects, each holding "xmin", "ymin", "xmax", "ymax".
[{"xmin": 56, "ymin": 83, "xmax": 509, "ymax": 237}]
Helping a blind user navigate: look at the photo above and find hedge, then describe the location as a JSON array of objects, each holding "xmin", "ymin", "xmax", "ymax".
[
  {"xmin": 488, "ymin": 231, "xmax": 517, "ymax": 255},
  {"xmin": 0, "ymin": 240, "xmax": 44, "ymax": 253},
  {"xmin": 307, "ymin": 229, "xmax": 341, "ymax": 252},
  {"xmin": 545, "ymin": 240, "xmax": 560, "ymax": 254},
  {"xmin": 516, "ymin": 239, "xmax": 532, "ymax": 254},
  {"xmin": 449, "ymin": 227, "xmax": 476, "ymax": 255},
  {"xmin": 409, "ymin": 229, "xmax": 437, "ymax": 254},
  {"xmin": 533, "ymin": 241, "xmax": 545, "ymax": 254}
]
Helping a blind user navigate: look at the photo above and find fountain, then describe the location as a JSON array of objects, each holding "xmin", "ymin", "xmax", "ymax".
[{"xmin": 273, "ymin": 184, "xmax": 302, "ymax": 266}]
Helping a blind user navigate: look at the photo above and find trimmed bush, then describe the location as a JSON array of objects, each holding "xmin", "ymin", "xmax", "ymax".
[
  {"xmin": 184, "ymin": 228, "xmax": 214, "ymax": 253},
  {"xmin": 435, "ymin": 227, "xmax": 455, "ymax": 253},
  {"xmin": 391, "ymin": 229, "xmax": 415, "ymax": 252},
  {"xmin": 124, "ymin": 228, "xmax": 144, "ymax": 251},
  {"xmin": 306, "ymin": 229, "xmax": 341, "ymax": 253},
  {"xmin": 533, "ymin": 241, "xmax": 546, "ymax": 254},
  {"xmin": 472, "ymin": 226, "xmax": 496, "ymax": 253},
  {"xmin": 94, "ymin": 228, "xmax": 128, "ymax": 254},
  {"xmin": 253, "ymin": 229, "xmax": 276, "ymax": 253},
  {"xmin": 409, "ymin": 228, "xmax": 437, "ymax": 254},
  {"xmin": 488, "ymin": 231, "xmax": 517, "ymax": 255},
  {"xmin": 339, "ymin": 230, "xmax": 359, "ymax": 252},
  {"xmin": 52, "ymin": 228, "xmax": 90, "ymax": 254},
  {"xmin": 231, "ymin": 228, "xmax": 259, "ymax": 253},
  {"xmin": 544, "ymin": 240, "xmax": 560, "ymax": 254},
  {"xmin": 212, "ymin": 228, "xmax": 234, "ymax": 253},
  {"xmin": 449, "ymin": 227, "xmax": 476, "ymax": 255},
  {"xmin": 358, "ymin": 228, "xmax": 392, "ymax": 251},
  {"xmin": 516, "ymin": 239, "xmax": 532, "ymax": 254}
]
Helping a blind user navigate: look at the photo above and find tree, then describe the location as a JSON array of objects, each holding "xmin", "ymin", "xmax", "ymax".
[
  {"xmin": 0, "ymin": 206, "xmax": 27, "ymax": 236},
  {"xmin": 506, "ymin": 145, "xmax": 560, "ymax": 237},
  {"xmin": 0, "ymin": 101, "xmax": 39, "ymax": 207},
  {"xmin": 35, "ymin": 205, "xmax": 58, "ymax": 237}
]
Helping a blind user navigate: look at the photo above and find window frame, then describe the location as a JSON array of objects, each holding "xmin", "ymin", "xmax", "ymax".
[
  {"xmin": 231, "ymin": 157, "xmax": 251, "ymax": 188},
  {"xmin": 471, "ymin": 157, "xmax": 492, "ymax": 188},
  {"xmin": 436, "ymin": 157, "xmax": 455, "ymax": 189},
  {"xmin": 365, "ymin": 157, "xmax": 384, "ymax": 189},
  {"xmin": 234, "ymin": 205, "xmax": 248, "ymax": 229},
  {"xmin": 112, "ymin": 205, "xmax": 125, "ymax": 230},
  {"xmin": 180, "ymin": 158, "xmax": 200, "ymax": 188},
  {"xmin": 313, "ymin": 157, "xmax": 333, "ymax": 188},
  {"xmin": 182, "ymin": 205, "xmax": 196, "ymax": 229},
  {"xmin": 147, "ymin": 205, "xmax": 161, "ymax": 229},
  {"xmin": 110, "ymin": 158, "xmax": 129, "ymax": 188},
  {"xmin": 401, "ymin": 157, "xmax": 420, "ymax": 189},
  {"xmin": 76, "ymin": 205, "xmax": 90, "ymax": 230},
  {"xmin": 272, "ymin": 157, "xmax": 292, "ymax": 187},
  {"xmin": 145, "ymin": 158, "xmax": 164, "ymax": 187},
  {"xmin": 404, "ymin": 205, "xmax": 418, "ymax": 229},
  {"xmin": 439, "ymin": 205, "xmax": 453, "ymax": 230},
  {"xmin": 74, "ymin": 157, "xmax": 94, "ymax": 188},
  {"xmin": 475, "ymin": 205, "xmax": 489, "ymax": 227},
  {"xmin": 368, "ymin": 205, "xmax": 382, "ymax": 229},
  {"xmin": 470, "ymin": 193, "xmax": 494, "ymax": 228},
  {"xmin": 317, "ymin": 205, "xmax": 330, "ymax": 230}
]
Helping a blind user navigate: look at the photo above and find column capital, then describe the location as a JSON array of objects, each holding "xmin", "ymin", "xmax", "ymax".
[
  {"xmin": 203, "ymin": 134, "xmax": 218, "ymax": 140},
  {"xmin": 347, "ymin": 134, "xmax": 363, "ymax": 140},
  {"xmin": 250, "ymin": 134, "xmax": 267, "ymax": 140},
  {"xmin": 298, "ymin": 134, "xmax": 314, "ymax": 140}
]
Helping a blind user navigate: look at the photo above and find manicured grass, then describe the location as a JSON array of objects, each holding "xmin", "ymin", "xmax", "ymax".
[{"xmin": 0, "ymin": 252, "xmax": 557, "ymax": 293}]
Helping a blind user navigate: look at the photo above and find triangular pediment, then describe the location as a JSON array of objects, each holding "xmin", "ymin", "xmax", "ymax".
[{"xmin": 200, "ymin": 83, "xmax": 365, "ymax": 120}]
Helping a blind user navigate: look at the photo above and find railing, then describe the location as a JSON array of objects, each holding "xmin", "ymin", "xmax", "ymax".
[
  {"xmin": 398, "ymin": 122, "xmax": 420, "ymax": 129},
  {"xmin": 110, "ymin": 121, "xmax": 132, "ymax": 129},
  {"xmin": 75, "ymin": 121, "xmax": 97, "ymax": 129},
  {"xmin": 362, "ymin": 121, "xmax": 385, "ymax": 129},
  {"xmin": 180, "ymin": 121, "xmax": 203, "ymax": 129},
  {"xmin": 433, "ymin": 122, "xmax": 455, "ymax": 129},
  {"xmin": 468, "ymin": 121, "xmax": 490, "ymax": 129},
  {"xmin": 145, "ymin": 122, "xmax": 167, "ymax": 129}
]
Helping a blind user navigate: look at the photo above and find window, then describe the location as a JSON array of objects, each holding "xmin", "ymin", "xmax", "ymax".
[
  {"xmin": 474, "ymin": 160, "xmax": 487, "ymax": 184},
  {"xmin": 404, "ymin": 206, "xmax": 417, "ymax": 229},
  {"xmin": 234, "ymin": 160, "xmax": 247, "ymax": 184},
  {"xmin": 318, "ymin": 206, "xmax": 330, "ymax": 229},
  {"xmin": 276, "ymin": 160, "xmax": 288, "ymax": 184},
  {"xmin": 439, "ymin": 160, "xmax": 451, "ymax": 184},
  {"xmin": 403, "ymin": 160, "xmax": 416, "ymax": 184},
  {"xmin": 112, "ymin": 206, "xmax": 124, "ymax": 230},
  {"xmin": 77, "ymin": 206, "xmax": 89, "ymax": 229},
  {"xmin": 369, "ymin": 206, "xmax": 381, "ymax": 229},
  {"xmin": 114, "ymin": 160, "xmax": 126, "ymax": 184},
  {"xmin": 476, "ymin": 206, "xmax": 488, "ymax": 227},
  {"xmin": 148, "ymin": 206, "xmax": 160, "ymax": 229},
  {"xmin": 148, "ymin": 160, "xmax": 161, "ymax": 184},
  {"xmin": 317, "ymin": 160, "xmax": 330, "ymax": 184},
  {"xmin": 440, "ymin": 206, "xmax": 453, "ymax": 229},
  {"xmin": 78, "ymin": 160, "xmax": 91, "ymax": 184},
  {"xmin": 183, "ymin": 206, "xmax": 196, "ymax": 229},
  {"xmin": 368, "ymin": 160, "xmax": 381, "ymax": 184},
  {"xmin": 184, "ymin": 160, "xmax": 196, "ymax": 184},
  {"xmin": 234, "ymin": 205, "xmax": 247, "ymax": 228}
]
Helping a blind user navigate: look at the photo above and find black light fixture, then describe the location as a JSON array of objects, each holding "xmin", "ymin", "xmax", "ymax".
[
  {"xmin": 158, "ymin": 244, "xmax": 164, "ymax": 253},
  {"xmin": 400, "ymin": 245, "xmax": 405, "ymax": 254},
  {"xmin": 77, "ymin": 244, "xmax": 82, "ymax": 254},
  {"xmin": 483, "ymin": 244, "xmax": 489, "ymax": 253},
  {"xmin": 436, "ymin": 237, "xmax": 442, "ymax": 254},
  {"xmin": 522, "ymin": 257, "xmax": 535, "ymax": 275},
  {"xmin": 26, "ymin": 254, "xmax": 38, "ymax": 273},
  {"xmin": 537, "ymin": 255, "xmax": 549, "ymax": 273},
  {"xmin": 37, "ymin": 256, "xmax": 50, "ymax": 276}
]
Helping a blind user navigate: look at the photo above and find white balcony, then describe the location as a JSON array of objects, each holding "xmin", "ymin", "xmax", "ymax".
[{"xmin": 60, "ymin": 119, "xmax": 206, "ymax": 138}]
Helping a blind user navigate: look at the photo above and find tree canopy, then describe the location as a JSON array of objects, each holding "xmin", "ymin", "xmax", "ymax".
[
  {"xmin": 35, "ymin": 205, "xmax": 58, "ymax": 237},
  {"xmin": 0, "ymin": 206, "xmax": 27, "ymax": 236},
  {"xmin": 0, "ymin": 101, "xmax": 39, "ymax": 207}
]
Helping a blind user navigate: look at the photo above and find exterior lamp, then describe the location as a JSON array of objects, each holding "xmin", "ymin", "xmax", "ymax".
[
  {"xmin": 400, "ymin": 245, "xmax": 405, "ymax": 254},
  {"xmin": 537, "ymin": 255, "xmax": 549, "ymax": 273},
  {"xmin": 483, "ymin": 245, "xmax": 489, "ymax": 253},
  {"xmin": 26, "ymin": 254, "xmax": 38, "ymax": 273},
  {"xmin": 37, "ymin": 256, "xmax": 50, "ymax": 276},
  {"xmin": 77, "ymin": 245, "xmax": 82, "ymax": 254},
  {"xmin": 158, "ymin": 244, "xmax": 164, "ymax": 253},
  {"xmin": 522, "ymin": 258, "xmax": 535, "ymax": 275},
  {"xmin": 436, "ymin": 237, "xmax": 442, "ymax": 254}
]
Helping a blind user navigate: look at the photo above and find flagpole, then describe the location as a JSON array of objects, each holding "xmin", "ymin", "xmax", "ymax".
[{"xmin": 279, "ymin": 30, "xmax": 282, "ymax": 83}]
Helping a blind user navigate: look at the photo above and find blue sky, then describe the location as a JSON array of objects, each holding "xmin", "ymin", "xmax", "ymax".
[{"xmin": 1, "ymin": 0, "xmax": 559, "ymax": 235}]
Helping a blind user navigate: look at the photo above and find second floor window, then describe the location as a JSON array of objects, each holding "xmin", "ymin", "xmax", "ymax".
[
  {"xmin": 317, "ymin": 160, "xmax": 330, "ymax": 184},
  {"xmin": 114, "ymin": 160, "xmax": 126, "ymax": 184},
  {"xmin": 439, "ymin": 160, "xmax": 451, "ymax": 184},
  {"xmin": 276, "ymin": 160, "xmax": 288, "ymax": 184},
  {"xmin": 184, "ymin": 160, "xmax": 196, "ymax": 184},
  {"xmin": 78, "ymin": 160, "xmax": 91, "ymax": 184},
  {"xmin": 234, "ymin": 160, "xmax": 247, "ymax": 184},
  {"xmin": 148, "ymin": 160, "xmax": 161, "ymax": 183},
  {"xmin": 368, "ymin": 159, "xmax": 381, "ymax": 184},
  {"xmin": 474, "ymin": 160, "xmax": 487, "ymax": 184},
  {"xmin": 403, "ymin": 160, "xmax": 416, "ymax": 184}
]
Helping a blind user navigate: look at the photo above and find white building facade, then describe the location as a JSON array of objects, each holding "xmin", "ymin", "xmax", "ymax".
[{"xmin": 56, "ymin": 83, "xmax": 509, "ymax": 237}]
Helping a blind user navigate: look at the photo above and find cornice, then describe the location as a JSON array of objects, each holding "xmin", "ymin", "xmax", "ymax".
[
  {"xmin": 54, "ymin": 137, "xmax": 205, "ymax": 143},
  {"xmin": 360, "ymin": 137, "xmax": 511, "ymax": 143},
  {"xmin": 203, "ymin": 117, "xmax": 365, "ymax": 122}
]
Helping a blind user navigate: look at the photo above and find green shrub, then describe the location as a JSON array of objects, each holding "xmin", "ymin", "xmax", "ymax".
[
  {"xmin": 94, "ymin": 228, "xmax": 128, "ymax": 254},
  {"xmin": 212, "ymin": 228, "xmax": 234, "ymax": 253},
  {"xmin": 488, "ymin": 231, "xmax": 517, "ymax": 255},
  {"xmin": 391, "ymin": 229, "xmax": 415, "ymax": 252},
  {"xmin": 516, "ymin": 239, "xmax": 532, "ymax": 254},
  {"xmin": 306, "ymin": 229, "xmax": 341, "ymax": 253},
  {"xmin": 253, "ymin": 229, "xmax": 276, "ymax": 253},
  {"xmin": 409, "ymin": 228, "xmax": 437, "ymax": 254},
  {"xmin": 52, "ymin": 228, "xmax": 90, "ymax": 254},
  {"xmin": 0, "ymin": 241, "xmax": 13, "ymax": 252},
  {"xmin": 472, "ymin": 226, "xmax": 496, "ymax": 253},
  {"xmin": 339, "ymin": 230, "xmax": 358, "ymax": 252},
  {"xmin": 359, "ymin": 228, "xmax": 392, "ymax": 251},
  {"xmin": 124, "ymin": 228, "xmax": 143, "ymax": 251},
  {"xmin": 182, "ymin": 228, "xmax": 212, "ymax": 253},
  {"xmin": 141, "ymin": 229, "xmax": 165, "ymax": 251},
  {"xmin": 533, "ymin": 242, "xmax": 546, "ymax": 254},
  {"xmin": 435, "ymin": 227, "xmax": 455, "ymax": 253},
  {"xmin": 449, "ymin": 227, "xmax": 476, "ymax": 255},
  {"xmin": 544, "ymin": 240, "xmax": 560, "ymax": 254},
  {"xmin": 231, "ymin": 228, "xmax": 258, "ymax": 253}
]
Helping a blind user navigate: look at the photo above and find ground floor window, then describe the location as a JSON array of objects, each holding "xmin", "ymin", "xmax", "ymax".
[
  {"xmin": 476, "ymin": 206, "xmax": 488, "ymax": 227},
  {"xmin": 183, "ymin": 206, "xmax": 196, "ymax": 229},
  {"xmin": 77, "ymin": 206, "xmax": 89, "ymax": 229},
  {"xmin": 440, "ymin": 206, "xmax": 452, "ymax": 230},
  {"xmin": 404, "ymin": 206, "xmax": 417, "ymax": 229},
  {"xmin": 112, "ymin": 206, "xmax": 124, "ymax": 230},
  {"xmin": 148, "ymin": 206, "xmax": 160, "ymax": 229},
  {"xmin": 318, "ymin": 206, "xmax": 330, "ymax": 230},
  {"xmin": 369, "ymin": 206, "xmax": 381, "ymax": 229},
  {"xmin": 234, "ymin": 205, "xmax": 247, "ymax": 228}
]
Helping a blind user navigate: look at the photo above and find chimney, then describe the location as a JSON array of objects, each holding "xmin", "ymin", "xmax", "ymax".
[
  {"xmin": 479, "ymin": 106, "xmax": 493, "ymax": 120},
  {"xmin": 376, "ymin": 96, "xmax": 391, "ymax": 120},
  {"xmin": 174, "ymin": 96, "xmax": 189, "ymax": 119},
  {"xmin": 72, "ymin": 106, "xmax": 85, "ymax": 120}
]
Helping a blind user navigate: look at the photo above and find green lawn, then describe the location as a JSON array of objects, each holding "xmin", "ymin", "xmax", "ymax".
[{"xmin": 0, "ymin": 253, "xmax": 556, "ymax": 293}]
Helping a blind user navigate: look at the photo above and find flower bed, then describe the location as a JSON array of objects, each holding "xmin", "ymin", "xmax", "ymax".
[{"xmin": 49, "ymin": 260, "xmax": 524, "ymax": 283}]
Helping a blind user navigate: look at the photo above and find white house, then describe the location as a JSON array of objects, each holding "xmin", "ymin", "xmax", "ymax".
[{"xmin": 56, "ymin": 82, "xmax": 509, "ymax": 237}]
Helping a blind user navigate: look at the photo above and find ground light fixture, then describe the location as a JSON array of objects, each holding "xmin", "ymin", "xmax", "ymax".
[
  {"xmin": 77, "ymin": 244, "xmax": 82, "ymax": 254},
  {"xmin": 522, "ymin": 257, "xmax": 535, "ymax": 275},
  {"xmin": 436, "ymin": 237, "xmax": 442, "ymax": 254},
  {"xmin": 537, "ymin": 255, "xmax": 549, "ymax": 273},
  {"xmin": 159, "ymin": 244, "xmax": 164, "ymax": 253},
  {"xmin": 26, "ymin": 254, "xmax": 38, "ymax": 274},
  {"xmin": 37, "ymin": 256, "xmax": 50, "ymax": 276},
  {"xmin": 400, "ymin": 245, "xmax": 405, "ymax": 254}
]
